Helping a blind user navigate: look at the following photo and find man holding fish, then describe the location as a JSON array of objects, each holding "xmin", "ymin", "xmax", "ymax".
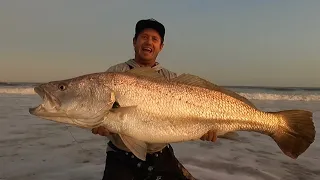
[
  {"xmin": 92, "ymin": 18, "xmax": 216, "ymax": 180},
  {"xmin": 29, "ymin": 18, "xmax": 315, "ymax": 180}
]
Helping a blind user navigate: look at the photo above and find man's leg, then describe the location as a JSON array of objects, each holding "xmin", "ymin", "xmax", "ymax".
[
  {"xmin": 102, "ymin": 142, "xmax": 197, "ymax": 180},
  {"xmin": 102, "ymin": 142, "xmax": 156, "ymax": 180},
  {"xmin": 102, "ymin": 151, "xmax": 135, "ymax": 180},
  {"xmin": 144, "ymin": 145, "xmax": 197, "ymax": 180}
]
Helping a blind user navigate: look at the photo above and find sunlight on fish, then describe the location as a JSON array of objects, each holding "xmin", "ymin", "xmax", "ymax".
[{"xmin": 28, "ymin": 67, "xmax": 316, "ymax": 161}]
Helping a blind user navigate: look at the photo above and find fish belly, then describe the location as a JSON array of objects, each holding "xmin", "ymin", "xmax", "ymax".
[{"xmin": 119, "ymin": 111, "xmax": 215, "ymax": 143}]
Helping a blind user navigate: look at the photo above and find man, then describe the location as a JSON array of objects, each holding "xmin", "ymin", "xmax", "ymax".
[{"xmin": 92, "ymin": 18, "xmax": 217, "ymax": 180}]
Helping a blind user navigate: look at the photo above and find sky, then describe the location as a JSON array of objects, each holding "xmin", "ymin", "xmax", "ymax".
[{"xmin": 0, "ymin": 0, "xmax": 319, "ymax": 87}]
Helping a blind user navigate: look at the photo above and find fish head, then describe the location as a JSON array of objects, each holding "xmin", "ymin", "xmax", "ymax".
[{"xmin": 29, "ymin": 74, "xmax": 116, "ymax": 128}]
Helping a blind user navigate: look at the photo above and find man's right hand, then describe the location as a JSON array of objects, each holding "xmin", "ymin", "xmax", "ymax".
[{"xmin": 92, "ymin": 126, "xmax": 113, "ymax": 136}]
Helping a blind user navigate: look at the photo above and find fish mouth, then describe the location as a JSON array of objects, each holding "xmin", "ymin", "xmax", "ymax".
[
  {"xmin": 29, "ymin": 86, "xmax": 62, "ymax": 117},
  {"xmin": 29, "ymin": 86, "xmax": 105, "ymax": 128}
]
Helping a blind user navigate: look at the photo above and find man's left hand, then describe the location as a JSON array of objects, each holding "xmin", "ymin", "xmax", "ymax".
[{"xmin": 200, "ymin": 130, "xmax": 217, "ymax": 142}]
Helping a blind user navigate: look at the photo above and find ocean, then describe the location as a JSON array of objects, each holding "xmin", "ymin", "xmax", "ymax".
[{"xmin": 0, "ymin": 83, "xmax": 319, "ymax": 180}]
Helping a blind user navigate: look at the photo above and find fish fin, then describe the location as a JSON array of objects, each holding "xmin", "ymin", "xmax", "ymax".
[
  {"xmin": 119, "ymin": 134, "xmax": 148, "ymax": 161},
  {"xmin": 111, "ymin": 101, "xmax": 121, "ymax": 108},
  {"xmin": 172, "ymin": 73, "xmax": 257, "ymax": 109},
  {"xmin": 270, "ymin": 110, "xmax": 315, "ymax": 159},
  {"xmin": 217, "ymin": 132, "xmax": 240, "ymax": 141},
  {"xmin": 109, "ymin": 106, "xmax": 137, "ymax": 116},
  {"xmin": 126, "ymin": 67, "xmax": 167, "ymax": 80},
  {"xmin": 146, "ymin": 143, "xmax": 168, "ymax": 153},
  {"xmin": 109, "ymin": 106, "xmax": 137, "ymax": 112}
]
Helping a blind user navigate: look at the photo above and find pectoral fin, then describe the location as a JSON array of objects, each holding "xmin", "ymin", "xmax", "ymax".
[
  {"xmin": 109, "ymin": 106, "xmax": 137, "ymax": 113},
  {"xmin": 108, "ymin": 106, "xmax": 137, "ymax": 119},
  {"xmin": 119, "ymin": 134, "xmax": 148, "ymax": 161}
]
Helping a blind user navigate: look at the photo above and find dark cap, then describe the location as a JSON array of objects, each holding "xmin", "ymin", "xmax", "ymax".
[{"xmin": 134, "ymin": 18, "xmax": 165, "ymax": 43}]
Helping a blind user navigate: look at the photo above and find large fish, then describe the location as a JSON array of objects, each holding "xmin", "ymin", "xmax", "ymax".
[{"xmin": 29, "ymin": 67, "xmax": 316, "ymax": 161}]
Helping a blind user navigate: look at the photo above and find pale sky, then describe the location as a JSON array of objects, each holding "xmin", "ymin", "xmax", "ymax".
[{"xmin": 1, "ymin": 0, "xmax": 319, "ymax": 87}]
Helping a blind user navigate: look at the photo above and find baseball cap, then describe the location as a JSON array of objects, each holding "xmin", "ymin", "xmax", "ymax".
[{"xmin": 134, "ymin": 18, "xmax": 165, "ymax": 43}]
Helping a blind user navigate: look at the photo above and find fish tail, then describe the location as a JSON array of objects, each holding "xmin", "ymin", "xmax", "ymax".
[{"xmin": 270, "ymin": 110, "xmax": 315, "ymax": 159}]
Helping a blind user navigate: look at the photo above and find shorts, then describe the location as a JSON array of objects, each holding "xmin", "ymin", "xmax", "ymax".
[{"xmin": 102, "ymin": 141, "xmax": 197, "ymax": 180}]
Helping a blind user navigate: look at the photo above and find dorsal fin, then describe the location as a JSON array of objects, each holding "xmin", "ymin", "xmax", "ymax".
[
  {"xmin": 172, "ymin": 73, "xmax": 257, "ymax": 109},
  {"xmin": 125, "ymin": 67, "xmax": 256, "ymax": 109}
]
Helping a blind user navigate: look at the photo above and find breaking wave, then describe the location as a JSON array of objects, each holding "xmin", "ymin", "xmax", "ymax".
[
  {"xmin": 0, "ymin": 87, "xmax": 36, "ymax": 95},
  {"xmin": 239, "ymin": 92, "xmax": 320, "ymax": 101},
  {"xmin": 1, "ymin": 87, "xmax": 320, "ymax": 101}
]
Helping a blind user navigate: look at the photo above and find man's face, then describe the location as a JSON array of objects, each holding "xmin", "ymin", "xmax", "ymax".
[{"xmin": 133, "ymin": 28, "xmax": 164, "ymax": 63}]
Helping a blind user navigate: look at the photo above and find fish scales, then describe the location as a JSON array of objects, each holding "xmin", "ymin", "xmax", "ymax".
[{"xmin": 106, "ymin": 73, "xmax": 281, "ymax": 142}]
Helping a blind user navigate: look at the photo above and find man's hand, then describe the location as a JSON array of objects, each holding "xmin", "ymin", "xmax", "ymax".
[
  {"xmin": 200, "ymin": 130, "xmax": 217, "ymax": 142},
  {"xmin": 92, "ymin": 126, "xmax": 113, "ymax": 136}
]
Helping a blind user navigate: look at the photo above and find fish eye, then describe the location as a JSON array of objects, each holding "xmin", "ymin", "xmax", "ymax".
[{"xmin": 58, "ymin": 84, "xmax": 67, "ymax": 91}]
